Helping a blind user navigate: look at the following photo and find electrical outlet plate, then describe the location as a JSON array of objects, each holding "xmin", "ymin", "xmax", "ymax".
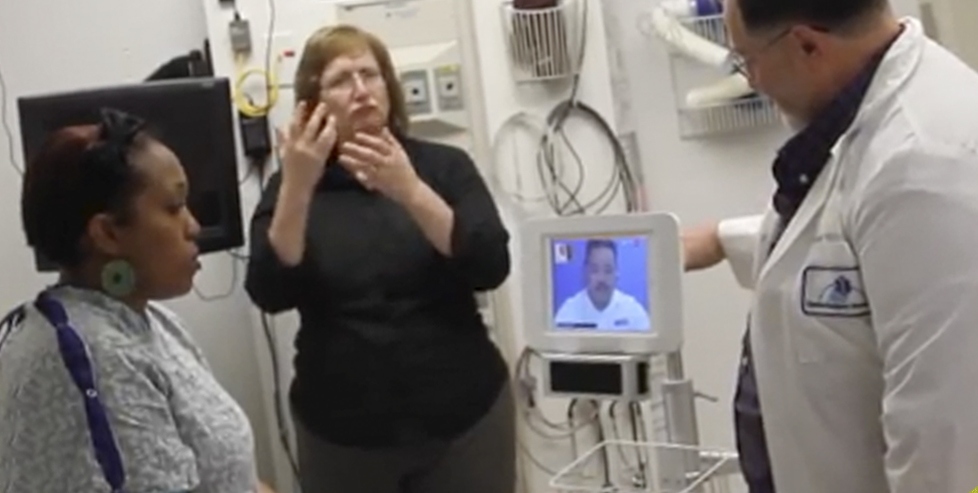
[
  {"xmin": 403, "ymin": 79, "xmax": 427, "ymax": 103},
  {"xmin": 400, "ymin": 70, "xmax": 432, "ymax": 115},
  {"xmin": 434, "ymin": 64, "xmax": 463, "ymax": 111}
]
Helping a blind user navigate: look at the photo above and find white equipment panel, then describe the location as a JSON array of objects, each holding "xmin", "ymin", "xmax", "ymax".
[{"xmin": 336, "ymin": 0, "xmax": 471, "ymax": 144}]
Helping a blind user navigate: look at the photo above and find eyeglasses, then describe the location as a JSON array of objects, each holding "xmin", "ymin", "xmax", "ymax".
[
  {"xmin": 729, "ymin": 25, "xmax": 832, "ymax": 76},
  {"xmin": 321, "ymin": 68, "xmax": 384, "ymax": 96},
  {"xmin": 728, "ymin": 28, "xmax": 791, "ymax": 76}
]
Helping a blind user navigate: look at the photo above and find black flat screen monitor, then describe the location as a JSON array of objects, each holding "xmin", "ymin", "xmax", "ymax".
[{"xmin": 17, "ymin": 77, "xmax": 243, "ymax": 272}]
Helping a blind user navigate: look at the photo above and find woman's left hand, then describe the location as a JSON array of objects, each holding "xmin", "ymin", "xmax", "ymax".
[{"xmin": 338, "ymin": 128, "xmax": 423, "ymax": 205}]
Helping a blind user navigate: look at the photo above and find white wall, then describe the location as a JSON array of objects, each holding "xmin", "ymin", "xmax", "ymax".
[
  {"xmin": 0, "ymin": 0, "xmax": 277, "ymax": 484},
  {"xmin": 919, "ymin": 0, "xmax": 978, "ymax": 69}
]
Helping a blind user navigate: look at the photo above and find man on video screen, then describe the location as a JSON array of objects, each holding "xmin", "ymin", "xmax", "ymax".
[{"xmin": 554, "ymin": 239, "xmax": 650, "ymax": 331}]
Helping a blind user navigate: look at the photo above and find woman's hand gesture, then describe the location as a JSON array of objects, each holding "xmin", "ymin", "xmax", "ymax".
[
  {"xmin": 278, "ymin": 101, "xmax": 337, "ymax": 194},
  {"xmin": 339, "ymin": 128, "xmax": 423, "ymax": 205}
]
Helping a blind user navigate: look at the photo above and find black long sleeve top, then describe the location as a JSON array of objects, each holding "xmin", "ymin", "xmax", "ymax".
[{"xmin": 245, "ymin": 135, "xmax": 512, "ymax": 448}]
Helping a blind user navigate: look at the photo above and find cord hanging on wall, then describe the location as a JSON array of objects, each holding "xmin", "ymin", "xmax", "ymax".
[
  {"xmin": 501, "ymin": 0, "xmax": 583, "ymax": 82},
  {"xmin": 639, "ymin": 2, "xmax": 780, "ymax": 139},
  {"xmin": 491, "ymin": 0, "xmax": 641, "ymax": 218}
]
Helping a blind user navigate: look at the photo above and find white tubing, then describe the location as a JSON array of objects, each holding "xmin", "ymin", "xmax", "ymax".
[
  {"xmin": 685, "ymin": 73, "xmax": 754, "ymax": 107},
  {"xmin": 648, "ymin": 5, "xmax": 730, "ymax": 68}
]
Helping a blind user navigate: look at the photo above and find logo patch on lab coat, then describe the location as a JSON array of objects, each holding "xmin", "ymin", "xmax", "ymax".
[{"xmin": 801, "ymin": 266, "xmax": 869, "ymax": 317}]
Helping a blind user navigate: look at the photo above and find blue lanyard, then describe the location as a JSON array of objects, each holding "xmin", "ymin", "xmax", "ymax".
[{"xmin": 0, "ymin": 291, "xmax": 126, "ymax": 492}]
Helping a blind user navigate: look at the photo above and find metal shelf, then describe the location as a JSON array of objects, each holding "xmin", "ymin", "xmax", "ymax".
[
  {"xmin": 500, "ymin": 0, "xmax": 583, "ymax": 83},
  {"xmin": 640, "ymin": 10, "xmax": 780, "ymax": 139},
  {"xmin": 551, "ymin": 439, "xmax": 742, "ymax": 492},
  {"xmin": 677, "ymin": 95, "xmax": 779, "ymax": 138}
]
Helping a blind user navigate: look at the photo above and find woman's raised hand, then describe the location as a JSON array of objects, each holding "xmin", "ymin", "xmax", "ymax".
[{"xmin": 278, "ymin": 101, "xmax": 337, "ymax": 194}]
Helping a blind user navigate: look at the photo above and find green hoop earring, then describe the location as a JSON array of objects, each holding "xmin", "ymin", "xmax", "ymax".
[{"xmin": 100, "ymin": 259, "xmax": 136, "ymax": 298}]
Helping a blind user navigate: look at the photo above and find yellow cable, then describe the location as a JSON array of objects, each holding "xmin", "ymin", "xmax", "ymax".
[{"xmin": 232, "ymin": 53, "xmax": 281, "ymax": 118}]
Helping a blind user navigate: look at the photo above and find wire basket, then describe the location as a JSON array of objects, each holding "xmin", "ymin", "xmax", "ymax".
[
  {"xmin": 550, "ymin": 440, "xmax": 741, "ymax": 493},
  {"xmin": 677, "ymin": 13, "xmax": 727, "ymax": 50},
  {"xmin": 636, "ymin": 11, "xmax": 728, "ymax": 65},
  {"xmin": 500, "ymin": 0, "xmax": 582, "ymax": 82},
  {"xmin": 677, "ymin": 95, "xmax": 779, "ymax": 138},
  {"xmin": 638, "ymin": 9, "xmax": 780, "ymax": 139}
]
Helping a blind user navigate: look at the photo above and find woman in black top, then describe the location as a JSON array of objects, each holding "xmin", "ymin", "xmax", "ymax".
[{"xmin": 244, "ymin": 24, "xmax": 515, "ymax": 493}]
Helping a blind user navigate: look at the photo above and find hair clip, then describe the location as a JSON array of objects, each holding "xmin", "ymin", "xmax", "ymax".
[
  {"xmin": 82, "ymin": 108, "xmax": 147, "ymax": 172},
  {"xmin": 97, "ymin": 107, "xmax": 146, "ymax": 147}
]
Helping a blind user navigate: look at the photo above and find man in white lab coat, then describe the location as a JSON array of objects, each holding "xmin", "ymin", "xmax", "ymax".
[
  {"xmin": 683, "ymin": 0, "xmax": 978, "ymax": 492},
  {"xmin": 553, "ymin": 239, "xmax": 650, "ymax": 331}
]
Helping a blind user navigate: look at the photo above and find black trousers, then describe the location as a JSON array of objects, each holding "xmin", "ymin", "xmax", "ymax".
[
  {"xmin": 293, "ymin": 383, "xmax": 516, "ymax": 493},
  {"xmin": 734, "ymin": 329, "xmax": 776, "ymax": 493}
]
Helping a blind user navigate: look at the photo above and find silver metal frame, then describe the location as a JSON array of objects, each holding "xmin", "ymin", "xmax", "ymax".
[{"xmin": 548, "ymin": 351, "xmax": 743, "ymax": 492}]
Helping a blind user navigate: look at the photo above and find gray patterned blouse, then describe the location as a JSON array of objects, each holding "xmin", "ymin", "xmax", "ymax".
[{"xmin": 0, "ymin": 286, "xmax": 258, "ymax": 493}]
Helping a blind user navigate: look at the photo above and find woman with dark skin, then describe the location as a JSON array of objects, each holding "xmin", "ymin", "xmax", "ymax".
[{"xmin": 0, "ymin": 109, "xmax": 275, "ymax": 493}]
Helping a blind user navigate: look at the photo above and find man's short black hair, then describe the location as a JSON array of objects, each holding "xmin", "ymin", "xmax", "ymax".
[
  {"xmin": 585, "ymin": 239, "xmax": 617, "ymax": 265},
  {"xmin": 739, "ymin": 0, "xmax": 888, "ymax": 31}
]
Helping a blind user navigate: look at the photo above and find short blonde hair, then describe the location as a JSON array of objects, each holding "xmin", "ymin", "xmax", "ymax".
[{"xmin": 293, "ymin": 24, "xmax": 409, "ymax": 133}]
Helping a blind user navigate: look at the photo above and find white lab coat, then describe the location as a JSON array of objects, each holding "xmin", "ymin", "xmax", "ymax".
[{"xmin": 718, "ymin": 18, "xmax": 978, "ymax": 493}]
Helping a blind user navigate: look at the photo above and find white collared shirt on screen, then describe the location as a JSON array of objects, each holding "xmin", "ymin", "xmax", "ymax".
[{"xmin": 554, "ymin": 289, "xmax": 650, "ymax": 331}]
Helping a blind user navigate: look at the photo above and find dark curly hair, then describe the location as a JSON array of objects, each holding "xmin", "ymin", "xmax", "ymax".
[{"xmin": 21, "ymin": 109, "xmax": 153, "ymax": 268}]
